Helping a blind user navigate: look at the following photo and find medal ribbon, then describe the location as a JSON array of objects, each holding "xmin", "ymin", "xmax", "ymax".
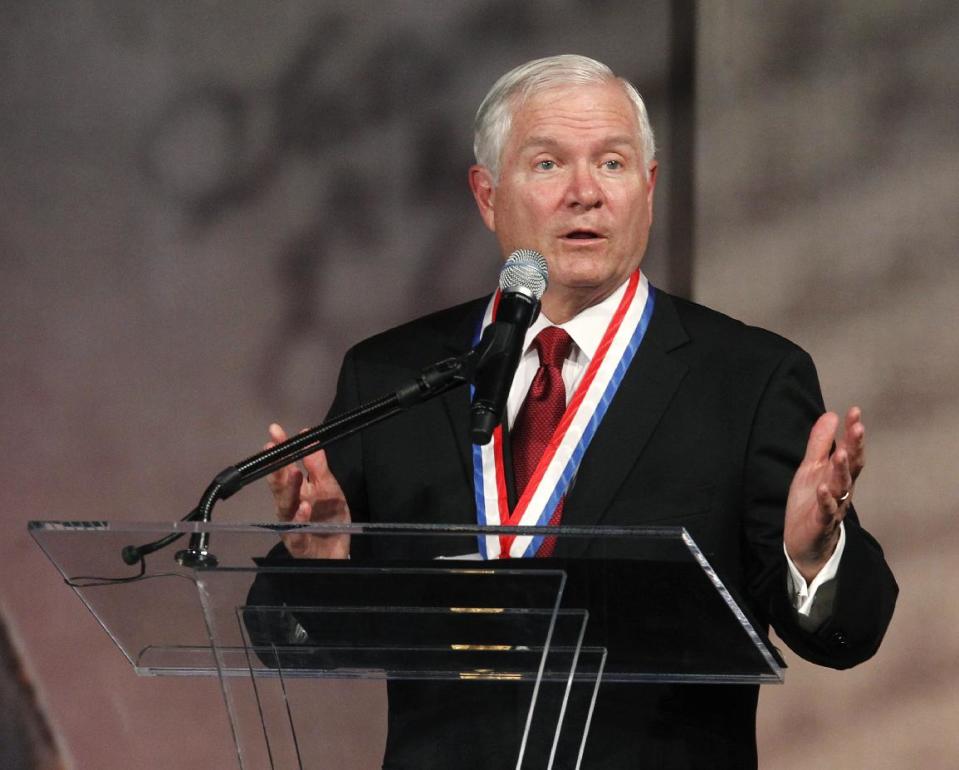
[{"xmin": 471, "ymin": 271, "xmax": 656, "ymax": 558}]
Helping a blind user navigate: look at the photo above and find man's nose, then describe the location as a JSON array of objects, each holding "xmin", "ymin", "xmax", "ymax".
[{"xmin": 564, "ymin": 164, "xmax": 603, "ymax": 210}]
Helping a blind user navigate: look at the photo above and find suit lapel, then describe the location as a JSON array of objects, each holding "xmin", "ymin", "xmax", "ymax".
[
  {"xmin": 435, "ymin": 297, "xmax": 487, "ymax": 501},
  {"xmin": 563, "ymin": 290, "xmax": 690, "ymax": 526}
]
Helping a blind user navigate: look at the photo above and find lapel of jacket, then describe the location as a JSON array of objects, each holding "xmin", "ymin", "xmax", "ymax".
[
  {"xmin": 434, "ymin": 297, "xmax": 488, "ymax": 501},
  {"xmin": 563, "ymin": 290, "xmax": 691, "ymax": 526}
]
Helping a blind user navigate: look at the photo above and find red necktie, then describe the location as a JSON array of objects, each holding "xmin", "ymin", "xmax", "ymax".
[{"xmin": 511, "ymin": 326, "xmax": 573, "ymax": 556}]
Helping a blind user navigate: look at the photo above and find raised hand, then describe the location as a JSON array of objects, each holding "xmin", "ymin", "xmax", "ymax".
[
  {"xmin": 265, "ymin": 423, "xmax": 351, "ymax": 559},
  {"xmin": 784, "ymin": 407, "xmax": 865, "ymax": 583}
]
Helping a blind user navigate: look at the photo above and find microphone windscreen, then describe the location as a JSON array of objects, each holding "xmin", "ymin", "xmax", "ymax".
[{"xmin": 499, "ymin": 249, "xmax": 548, "ymax": 299}]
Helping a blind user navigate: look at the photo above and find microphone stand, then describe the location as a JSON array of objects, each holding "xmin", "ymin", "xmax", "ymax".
[
  {"xmin": 121, "ymin": 344, "xmax": 488, "ymax": 568},
  {"xmin": 121, "ymin": 297, "xmax": 534, "ymax": 568}
]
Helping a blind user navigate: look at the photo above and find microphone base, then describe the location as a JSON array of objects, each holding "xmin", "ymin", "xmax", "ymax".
[{"xmin": 175, "ymin": 548, "xmax": 219, "ymax": 569}]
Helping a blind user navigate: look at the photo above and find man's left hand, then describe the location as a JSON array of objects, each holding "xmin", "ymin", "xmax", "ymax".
[{"xmin": 785, "ymin": 406, "xmax": 865, "ymax": 583}]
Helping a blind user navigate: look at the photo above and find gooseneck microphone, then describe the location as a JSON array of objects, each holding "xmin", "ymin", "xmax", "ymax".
[
  {"xmin": 470, "ymin": 249, "xmax": 549, "ymax": 445},
  {"xmin": 121, "ymin": 249, "xmax": 547, "ymax": 567}
]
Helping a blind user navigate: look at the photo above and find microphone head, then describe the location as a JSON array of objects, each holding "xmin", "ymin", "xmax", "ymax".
[{"xmin": 499, "ymin": 249, "xmax": 548, "ymax": 300}]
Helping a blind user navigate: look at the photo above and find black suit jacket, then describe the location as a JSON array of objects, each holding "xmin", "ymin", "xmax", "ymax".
[{"xmin": 318, "ymin": 289, "xmax": 897, "ymax": 769}]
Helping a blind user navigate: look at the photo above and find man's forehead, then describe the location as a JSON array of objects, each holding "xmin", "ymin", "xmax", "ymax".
[
  {"xmin": 506, "ymin": 82, "xmax": 640, "ymax": 141},
  {"xmin": 516, "ymin": 133, "xmax": 641, "ymax": 154}
]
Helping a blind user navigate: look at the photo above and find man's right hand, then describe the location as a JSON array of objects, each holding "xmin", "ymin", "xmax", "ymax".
[{"xmin": 266, "ymin": 423, "xmax": 351, "ymax": 559}]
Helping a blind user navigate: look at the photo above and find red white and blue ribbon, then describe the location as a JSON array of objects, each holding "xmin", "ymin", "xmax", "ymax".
[{"xmin": 471, "ymin": 271, "xmax": 655, "ymax": 558}]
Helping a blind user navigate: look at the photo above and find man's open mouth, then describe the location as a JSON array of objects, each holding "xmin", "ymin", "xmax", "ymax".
[{"xmin": 564, "ymin": 229, "xmax": 602, "ymax": 239}]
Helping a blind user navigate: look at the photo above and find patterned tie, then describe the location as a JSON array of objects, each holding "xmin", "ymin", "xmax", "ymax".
[{"xmin": 511, "ymin": 326, "xmax": 574, "ymax": 557}]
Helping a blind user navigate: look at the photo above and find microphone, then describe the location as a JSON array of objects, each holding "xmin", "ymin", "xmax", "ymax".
[{"xmin": 470, "ymin": 249, "xmax": 548, "ymax": 445}]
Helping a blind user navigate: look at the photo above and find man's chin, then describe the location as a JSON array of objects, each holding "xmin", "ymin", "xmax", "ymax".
[
  {"xmin": 548, "ymin": 260, "xmax": 618, "ymax": 291},
  {"xmin": 547, "ymin": 261, "xmax": 639, "ymax": 303}
]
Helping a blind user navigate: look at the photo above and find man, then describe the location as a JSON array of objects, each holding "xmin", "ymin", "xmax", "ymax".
[{"xmin": 265, "ymin": 55, "xmax": 896, "ymax": 768}]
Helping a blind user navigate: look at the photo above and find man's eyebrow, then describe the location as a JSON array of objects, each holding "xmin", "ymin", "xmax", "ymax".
[
  {"xmin": 603, "ymin": 135, "xmax": 641, "ymax": 150},
  {"xmin": 518, "ymin": 136, "xmax": 561, "ymax": 152}
]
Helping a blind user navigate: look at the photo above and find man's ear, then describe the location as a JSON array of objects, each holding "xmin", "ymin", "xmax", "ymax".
[
  {"xmin": 646, "ymin": 160, "xmax": 658, "ymax": 222},
  {"xmin": 468, "ymin": 165, "xmax": 496, "ymax": 232}
]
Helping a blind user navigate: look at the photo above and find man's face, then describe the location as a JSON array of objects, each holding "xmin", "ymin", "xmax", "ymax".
[{"xmin": 470, "ymin": 80, "xmax": 657, "ymax": 320}]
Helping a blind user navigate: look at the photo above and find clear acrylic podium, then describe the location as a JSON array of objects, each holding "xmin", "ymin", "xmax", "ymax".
[{"xmin": 30, "ymin": 520, "xmax": 785, "ymax": 769}]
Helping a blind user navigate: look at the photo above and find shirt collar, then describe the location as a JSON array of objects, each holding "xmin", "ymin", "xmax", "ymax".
[{"xmin": 524, "ymin": 275, "xmax": 635, "ymax": 363}]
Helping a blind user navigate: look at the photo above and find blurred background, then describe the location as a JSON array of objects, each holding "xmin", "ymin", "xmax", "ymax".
[{"xmin": 1, "ymin": 1, "xmax": 956, "ymax": 767}]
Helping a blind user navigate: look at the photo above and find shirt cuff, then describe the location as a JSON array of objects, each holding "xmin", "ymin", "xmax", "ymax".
[{"xmin": 785, "ymin": 522, "xmax": 845, "ymax": 618}]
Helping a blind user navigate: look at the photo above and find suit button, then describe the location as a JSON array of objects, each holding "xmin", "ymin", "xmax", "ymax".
[{"xmin": 830, "ymin": 630, "xmax": 848, "ymax": 647}]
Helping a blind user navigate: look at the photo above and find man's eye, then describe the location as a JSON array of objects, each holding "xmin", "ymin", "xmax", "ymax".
[
  {"xmin": 535, "ymin": 160, "xmax": 556, "ymax": 171},
  {"xmin": 603, "ymin": 159, "xmax": 623, "ymax": 170}
]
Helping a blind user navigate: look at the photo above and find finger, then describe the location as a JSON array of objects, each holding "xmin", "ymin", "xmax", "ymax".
[
  {"xmin": 267, "ymin": 423, "xmax": 297, "ymax": 473},
  {"xmin": 273, "ymin": 469, "xmax": 303, "ymax": 521},
  {"xmin": 298, "ymin": 473, "xmax": 313, "ymax": 504},
  {"xmin": 266, "ymin": 424, "xmax": 293, "ymax": 488},
  {"xmin": 816, "ymin": 483, "xmax": 838, "ymax": 517},
  {"xmin": 816, "ymin": 484, "xmax": 848, "ymax": 535},
  {"xmin": 269, "ymin": 422, "xmax": 289, "ymax": 445},
  {"xmin": 844, "ymin": 406, "xmax": 862, "ymax": 433},
  {"xmin": 803, "ymin": 412, "xmax": 839, "ymax": 463},
  {"xmin": 263, "ymin": 440, "xmax": 285, "ymax": 480},
  {"xmin": 292, "ymin": 499, "xmax": 312, "ymax": 524},
  {"xmin": 842, "ymin": 407, "xmax": 865, "ymax": 480},
  {"xmin": 266, "ymin": 449, "xmax": 301, "ymax": 492},
  {"xmin": 829, "ymin": 448, "xmax": 853, "ymax": 500},
  {"xmin": 266, "ymin": 424, "xmax": 303, "ymax": 519},
  {"xmin": 816, "ymin": 483, "xmax": 845, "ymax": 527},
  {"xmin": 302, "ymin": 448, "xmax": 332, "ymax": 483},
  {"xmin": 279, "ymin": 500, "xmax": 313, "ymax": 557}
]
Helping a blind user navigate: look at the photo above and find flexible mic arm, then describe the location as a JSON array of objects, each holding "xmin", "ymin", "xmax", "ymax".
[
  {"xmin": 120, "ymin": 339, "xmax": 513, "ymax": 568},
  {"xmin": 122, "ymin": 247, "xmax": 547, "ymax": 569}
]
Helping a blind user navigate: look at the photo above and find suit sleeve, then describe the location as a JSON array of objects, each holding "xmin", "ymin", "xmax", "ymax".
[{"xmin": 741, "ymin": 347, "xmax": 898, "ymax": 669}]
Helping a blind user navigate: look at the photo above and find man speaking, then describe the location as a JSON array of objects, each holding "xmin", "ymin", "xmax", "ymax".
[{"xmin": 265, "ymin": 55, "xmax": 897, "ymax": 769}]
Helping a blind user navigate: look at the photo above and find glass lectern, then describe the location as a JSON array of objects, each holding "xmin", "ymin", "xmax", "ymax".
[{"xmin": 30, "ymin": 521, "xmax": 784, "ymax": 769}]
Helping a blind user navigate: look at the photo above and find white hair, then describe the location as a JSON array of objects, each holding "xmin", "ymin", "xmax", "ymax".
[{"xmin": 473, "ymin": 54, "xmax": 656, "ymax": 181}]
